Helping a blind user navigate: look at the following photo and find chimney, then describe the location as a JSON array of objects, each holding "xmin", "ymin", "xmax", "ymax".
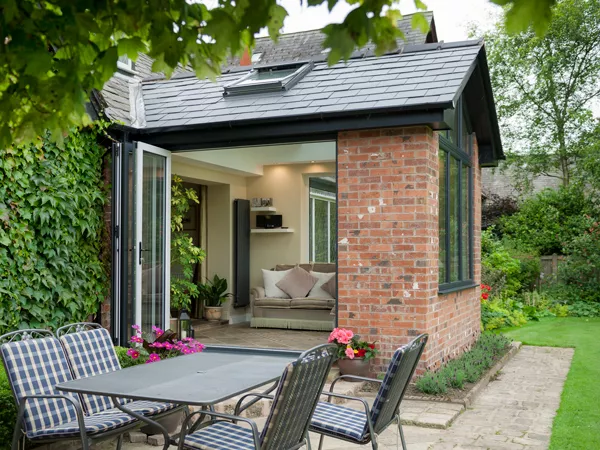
[{"xmin": 240, "ymin": 48, "xmax": 252, "ymax": 66}]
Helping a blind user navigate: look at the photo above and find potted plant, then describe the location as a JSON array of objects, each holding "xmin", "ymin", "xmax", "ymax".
[
  {"xmin": 125, "ymin": 324, "xmax": 206, "ymax": 434},
  {"xmin": 197, "ymin": 274, "xmax": 232, "ymax": 321},
  {"xmin": 328, "ymin": 328, "xmax": 378, "ymax": 379}
]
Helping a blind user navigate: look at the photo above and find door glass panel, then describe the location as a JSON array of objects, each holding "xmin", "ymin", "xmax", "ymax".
[
  {"xmin": 126, "ymin": 148, "xmax": 136, "ymax": 340},
  {"xmin": 141, "ymin": 152, "xmax": 167, "ymax": 330}
]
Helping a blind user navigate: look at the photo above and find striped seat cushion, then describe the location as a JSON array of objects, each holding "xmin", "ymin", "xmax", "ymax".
[
  {"xmin": 310, "ymin": 401, "xmax": 367, "ymax": 441},
  {"xmin": 59, "ymin": 328, "xmax": 123, "ymax": 415},
  {"xmin": 183, "ymin": 422, "xmax": 256, "ymax": 449},
  {"xmin": 101, "ymin": 400, "xmax": 176, "ymax": 416},
  {"xmin": 0, "ymin": 337, "xmax": 81, "ymax": 436},
  {"xmin": 369, "ymin": 346, "xmax": 404, "ymax": 429},
  {"xmin": 27, "ymin": 410, "xmax": 136, "ymax": 440}
]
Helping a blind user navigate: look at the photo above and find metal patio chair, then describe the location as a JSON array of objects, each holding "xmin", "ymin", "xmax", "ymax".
[
  {"xmin": 309, "ymin": 334, "xmax": 428, "ymax": 450},
  {"xmin": 176, "ymin": 343, "xmax": 338, "ymax": 450},
  {"xmin": 0, "ymin": 329, "xmax": 140, "ymax": 450},
  {"xmin": 56, "ymin": 322, "xmax": 186, "ymax": 419}
]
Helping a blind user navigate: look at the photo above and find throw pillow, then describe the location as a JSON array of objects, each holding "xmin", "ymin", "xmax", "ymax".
[
  {"xmin": 308, "ymin": 271, "xmax": 335, "ymax": 299},
  {"xmin": 322, "ymin": 275, "xmax": 337, "ymax": 297},
  {"xmin": 262, "ymin": 269, "xmax": 292, "ymax": 299},
  {"xmin": 276, "ymin": 266, "xmax": 318, "ymax": 299}
]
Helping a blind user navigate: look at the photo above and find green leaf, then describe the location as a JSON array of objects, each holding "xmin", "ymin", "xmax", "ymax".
[{"xmin": 118, "ymin": 37, "xmax": 147, "ymax": 60}]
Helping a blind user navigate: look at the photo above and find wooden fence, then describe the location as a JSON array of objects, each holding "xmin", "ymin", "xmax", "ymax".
[{"xmin": 539, "ymin": 254, "xmax": 565, "ymax": 284}]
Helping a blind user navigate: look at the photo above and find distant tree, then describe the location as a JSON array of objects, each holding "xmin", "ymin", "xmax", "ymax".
[
  {"xmin": 484, "ymin": 0, "xmax": 600, "ymax": 189},
  {"xmin": 0, "ymin": 0, "xmax": 559, "ymax": 149}
]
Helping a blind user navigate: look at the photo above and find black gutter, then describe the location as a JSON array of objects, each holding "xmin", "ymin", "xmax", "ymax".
[{"xmin": 115, "ymin": 103, "xmax": 452, "ymax": 151}]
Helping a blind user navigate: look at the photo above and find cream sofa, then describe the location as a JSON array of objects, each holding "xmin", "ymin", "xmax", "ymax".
[{"xmin": 250, "ymin": 263, "xmax": 336, "ymax": 331}]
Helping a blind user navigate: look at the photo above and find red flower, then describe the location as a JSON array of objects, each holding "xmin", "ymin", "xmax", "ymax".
[
  {"xmin": 368, "ymin": 344, "xmax": 375, "ymax": 350},
  {"xmin": 481, "ymin": 293, "xmax": 489, "ymax": 300},
  {"xmin": 356, "ymin": 349, "xmax": 367, "ymax": 358}
]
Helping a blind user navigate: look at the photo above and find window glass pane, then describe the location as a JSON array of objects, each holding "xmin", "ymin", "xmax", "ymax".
[
  {"xmin": 438, "ymin": 150, "xmax": 447, "ymax": 284},
  {"xmin": 462, "ymin": 164, "xmax": 470, "ymax": 280},
  {"xmin": 239, "ymin": 68, "xmax": 297, "ymax": 85},
  {"xmin": 449, "ymin": 157, "xmax": 460, "ymax": 282},
  {"xmin": 314, "ymin": 199, "xmax": 329, "ymax": 262},
  {"xmin": 329, "ymin": 203, "xmax": 337, "ymax": 263}
]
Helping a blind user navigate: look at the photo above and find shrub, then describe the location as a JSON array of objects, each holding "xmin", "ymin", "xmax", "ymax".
[
  {"xmin": 115, "ymin": 346, "xmax": 144, "ymax": 369},
  {"xmin": 415, "ymin": 333, "xmax": 512, "ymax": 395},
  {"xmin": 500, "ymin": 185, "xmax": 595, "ymax": 255},
  {"xmin": 481, "ymin": 297, "xmax": 528, "ymax": 330},
  {"xmin": 481, "ymin": 229, "xmax": 523, "ymax": 297},
  {"xmin": 482, "ymin": 193, "xmax": 519, "ymax": 231},
  {"xmin": 568, "ymin": 301, "xmax": 600, "ymax": 317},
  {"xmin": 0, "ymin": 365, "xmax": 16, "ymax": 449}
]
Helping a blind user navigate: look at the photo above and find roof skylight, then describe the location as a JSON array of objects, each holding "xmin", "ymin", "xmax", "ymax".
[{"xmin": 224, "ymin": 62, "xmax": 313, "ymax": 96}]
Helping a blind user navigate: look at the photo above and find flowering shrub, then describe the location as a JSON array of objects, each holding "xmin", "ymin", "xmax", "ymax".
[
  {"xmin": 328, "ymin": 328, "xmax": 378, "ymax": 361},
  {"xmin": 480, "ymin": 284, "xmax": 491, "ymax": 301},
  {"xmin": 125, "ymin": 324, "xmax": 205, "ymax": 365}
]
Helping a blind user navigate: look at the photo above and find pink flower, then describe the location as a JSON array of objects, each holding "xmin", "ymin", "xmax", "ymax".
[
  {"xmin": 132, "ymin": 324, "xmax": 141, "ymax": 332},
  {"xmin": 345, "ymin": 347, "xmax": 355, "ymax": 359},
  {"xmin": 152, "ymin": 326, "xmax": 164, "ymax": 337},
  {"xmin": 146, "ymin": 353, "xmax": 161, "ymax": 364},
  {"xmin": 130, "ymin": 335, "xmax": 143, "ymax": 344},
  {"xmin": 328, "ymin": 328, "xmax": 354, "ymax": 345},
  {"xmin": 126, "ymin": 348, "xmax": 139, "ymax": 359},
  {"xmin": 150, "ymin": 342, "xmax": 163, "ymax": 349}
]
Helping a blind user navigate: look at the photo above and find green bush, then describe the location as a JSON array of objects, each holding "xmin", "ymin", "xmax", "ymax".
[
  {"xmin": 567, "ymin": 301, "xmax": 600, "ymax": 317},
  {"xmin": 500, "ymin": 185, "xmax": 595, "ymax": 255},
  {"xmin": 415, "ymin": 333, "xmax": 512, "ymax": 395},
  {"xmin": 0, "ymin": 365, "xmax": 16, "ymax": 449},
  {"xmin": 481, "ymin": 298, "xmax": 528, "ymax": 330},
  {"xmin": 115, "ymin": 346, "xmax": 145, "ymax": 368},
  {"xmin": 0, "ymin": 125, "xmax": 110, "ymax": 333}
]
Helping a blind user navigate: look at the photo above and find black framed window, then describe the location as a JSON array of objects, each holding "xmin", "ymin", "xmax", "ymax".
[{"xmin": 439, "ymin": 100, "xmax": 474, "ymax": 293}]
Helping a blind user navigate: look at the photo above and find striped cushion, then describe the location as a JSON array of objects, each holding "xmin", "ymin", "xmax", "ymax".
[
  {"xmin": 0, "ymin": 337, "xmax": 80, "ymax": 435},
  {"xmin": 59, "ymin": 328, "xmax": 122, "ymax": 415},
  {"xmin": 310, "ymin": 402, "xmax": 367, "ymax": 441},
  {"xmin": 27, "ymin": 410, "xmax": 136, "ymax": 440},
  {"xmin": 183, "ymin": 422, "xmax": 256, "ymax": 449},
  {"xmin": 369, "ymin": 347, "xmax": 403, "ymax": 426},
  {"xmin": 100, "ymin": 400, "xmax": 176, "ymax": 416}
]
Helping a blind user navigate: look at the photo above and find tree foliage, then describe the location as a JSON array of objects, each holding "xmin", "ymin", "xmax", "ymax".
[
  {"xmin": 484, "ymin": 0, "xmax": 600, "ymax": 188},
  {"xmin": 0, "ymin": 0, "xmax": 560, "ymax": 150},
  {"xmin": 0, "ymin": 124, "xmax": 110, "ymax": 334}
]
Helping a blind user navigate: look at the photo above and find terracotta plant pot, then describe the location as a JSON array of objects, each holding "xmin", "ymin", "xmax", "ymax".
[
  {"xmin": 203, "ymin": 306, "xmax": 223, "ymax": 321},
  {"xmin": 337, "ymin": 358, "xmax": 371, "ymax": 380}
]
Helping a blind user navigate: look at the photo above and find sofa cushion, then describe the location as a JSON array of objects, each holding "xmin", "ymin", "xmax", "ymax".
[
  {"xmin": 322, "ymin": 276, "xmax": 336, "ymax": 297},
  {"xmin": 311, "ymin": 263, "xmax": 336, "ymax": 273},
  {"xmin": 276, "ymin": 266, "xmax": 318, "ymax": 299},
  {"xmin": 254, "ymin": 298, "xmax": 292, "ymax": 308},
  {"xmin": 308, "ymin": 272, "xmax": 335, "ymax": 299},
  {"xmin": 262, "ymin": 269, "xmax": 292, "ymax": 298},
  {"xmin": 275, "ymin": 263, "xmax": 313, "ymax": 272},
  {"xmin": 290, "ymin": 298, "xmax": 335, "ymax": 309}
]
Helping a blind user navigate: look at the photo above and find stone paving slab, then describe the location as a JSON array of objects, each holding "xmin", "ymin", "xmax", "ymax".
[{"xmin": 71, "ymin": 345, "xmax": 574, "ymax": 450}]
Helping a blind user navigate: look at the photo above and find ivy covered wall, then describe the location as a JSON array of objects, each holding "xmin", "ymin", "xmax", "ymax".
[{"xmin": 0, "ymin": 124, "xmax": 111, "ymax": 334}]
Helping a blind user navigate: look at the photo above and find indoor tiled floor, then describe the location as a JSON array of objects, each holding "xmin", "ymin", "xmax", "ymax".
[{"xmin": 192, "ymin": 321, "xmax": 330, "ymax": 350}]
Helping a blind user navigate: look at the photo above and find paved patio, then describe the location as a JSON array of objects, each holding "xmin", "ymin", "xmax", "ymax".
[
  {"xmin": 192, "ymin": 322, "xmax": 330, "ymax": 350},
  {"xmin": 113, "ymin": 345, "xmax": 573, "ymax": 450}
]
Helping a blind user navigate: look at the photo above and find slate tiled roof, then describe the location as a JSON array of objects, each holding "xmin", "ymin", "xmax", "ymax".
[
  {"xmin": 98, "ymin": 12, "xmax": 436, "ymax": 125},
  {"xmin": 141, "ymin": 40, "xmax": 482, "ymax": 130},
  {"xmin": 226, "ymin": 12, "xmax": 435, "ymax": 67}
]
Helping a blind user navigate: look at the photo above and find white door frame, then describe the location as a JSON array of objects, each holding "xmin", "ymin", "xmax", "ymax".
[{"xmin": 135, "ymin": 141, "xmax": 171, "ymax": 331}]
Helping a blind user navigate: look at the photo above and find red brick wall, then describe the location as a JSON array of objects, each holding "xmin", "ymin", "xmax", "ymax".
[{"xmin": 336, "ymin": 127, "xmax": 481, "ymax": 373}]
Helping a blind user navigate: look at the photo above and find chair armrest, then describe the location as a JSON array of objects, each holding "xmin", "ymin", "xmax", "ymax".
[
  {"xmin": 317, "ymin": 392, "xmax": 376, "ymax": 441},
  {"xmin": 251, "ymin": 286, "xmax": 266, "ymax": 299},
  {"xmin": 329, "ymin": 374, "xmax": 383, "ymax": 392},
  {"xmin": 235, "ymin": 392, "xmax": 275, "ymax": 415},
  {"xmin": 178, "ymin": 409, "xmax": 261, "ymax": 450}
]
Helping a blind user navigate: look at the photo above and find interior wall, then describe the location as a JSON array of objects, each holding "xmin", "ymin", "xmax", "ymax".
[
  {"xmin": 246, "ymin": 163, "xmax": 335, "ymax": 289},
  {"xmin": 172, "ymin": 157, "xmax": 247, "ymax": 322}
]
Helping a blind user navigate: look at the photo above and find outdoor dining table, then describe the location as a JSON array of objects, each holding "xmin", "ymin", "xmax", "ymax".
[{"xmin": 56, "ymin": 345, "xmax": 302, "ymax": 450}]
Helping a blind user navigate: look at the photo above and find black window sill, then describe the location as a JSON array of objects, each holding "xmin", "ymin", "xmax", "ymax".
[{"xmin": 438, "ymin": 281, "xmax": 478, "ymax": 295}]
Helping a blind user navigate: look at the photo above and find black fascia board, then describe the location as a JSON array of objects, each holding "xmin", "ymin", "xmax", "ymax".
[{"xmin": 122, "ymin": 104, "xmax": 451, "ymax": 151}]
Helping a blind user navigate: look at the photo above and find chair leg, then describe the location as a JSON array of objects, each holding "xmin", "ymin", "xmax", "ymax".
[
  {"xmin": 116, "ymin": 434, "xmax": 123, "ymax": 450},
  {"xmin": 317, "ymin": 434, "xmax": 325, "ymax": 450},
  {"xmin": 398, "ymin": 421, "xmax": 407, "ymax": 450}
]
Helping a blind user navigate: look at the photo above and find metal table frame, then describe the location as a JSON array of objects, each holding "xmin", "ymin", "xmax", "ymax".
[{"xmin": 56, "ymin": 345, "xmax": 301, "ymax": 450}]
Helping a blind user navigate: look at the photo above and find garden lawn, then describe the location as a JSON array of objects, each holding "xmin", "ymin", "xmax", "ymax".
[{"xmin": 502, "ymin": 318, "xmax": 600, "ymax": 450}]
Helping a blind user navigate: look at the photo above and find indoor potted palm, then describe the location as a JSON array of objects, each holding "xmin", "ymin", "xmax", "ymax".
[
  {"xmin": 197, "ymin": 274, "xmax": 232, "ymax": 321},
  {"xmin": 328, "ymin": 328, "xmax": 378, "ymax": 379}
]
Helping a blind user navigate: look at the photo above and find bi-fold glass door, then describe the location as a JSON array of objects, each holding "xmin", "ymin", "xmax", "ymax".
[{"xmin": 113, "ymin": 141, "xmax": 171, "ymax": 344}]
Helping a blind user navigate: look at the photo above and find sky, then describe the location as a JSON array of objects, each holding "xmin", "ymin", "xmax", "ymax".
[{"xmin": 277, "ymin": 0, "xmax": 502, "ymax": 41}]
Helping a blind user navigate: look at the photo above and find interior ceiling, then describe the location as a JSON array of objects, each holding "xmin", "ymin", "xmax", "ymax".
[{"xmin": 172, "ymin": 142, "xmax": 336, "ymax": 177}]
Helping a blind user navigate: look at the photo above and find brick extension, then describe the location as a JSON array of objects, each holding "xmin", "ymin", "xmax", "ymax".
[{"xmin": 336, "ymin": 127, "xmax": 481, "ymax": 373}]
